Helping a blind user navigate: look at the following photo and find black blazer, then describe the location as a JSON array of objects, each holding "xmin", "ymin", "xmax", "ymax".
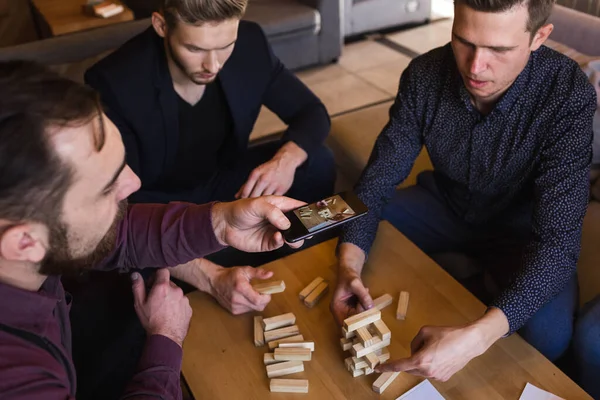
[{"xmin": 85, "ymin": 21, "xmax": 330, "ymax": 202}]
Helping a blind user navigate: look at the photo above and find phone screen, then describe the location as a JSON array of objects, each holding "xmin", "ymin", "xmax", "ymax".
[{"xmin": 293, "ymin": 194, "xmax": 357, "ymax": 233}]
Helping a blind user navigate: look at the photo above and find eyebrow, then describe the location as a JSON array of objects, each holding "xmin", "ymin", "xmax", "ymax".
[
  {"xmin": 102, "ymin": 157, "xmax": 126, "ymax": 194},
  {"xmin": 452, "ymin": 33, "xmax": 517, "ymax": 52},
  {"xmin": 185, "ymin": 39, "xmax": 237, "ymax": 51}
]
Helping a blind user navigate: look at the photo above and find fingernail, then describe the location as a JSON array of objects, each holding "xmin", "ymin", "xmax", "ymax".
[{"xmin": 131, "ymin": 272, "xmax": 140, "ymax": 281}]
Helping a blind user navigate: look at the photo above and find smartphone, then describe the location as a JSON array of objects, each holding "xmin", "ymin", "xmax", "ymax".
[{"xmin": 282, "ymin": 191, "xmax": 368, "ymax": 243}]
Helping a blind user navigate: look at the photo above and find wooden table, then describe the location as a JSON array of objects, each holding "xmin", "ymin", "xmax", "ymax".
[
  {"xmin": 182, "ymin": 222, "xmax": 592, "ymax": 399},
  {"xmin": 31, "ymin": 0, "xmax": 134, "ymax": 36}
]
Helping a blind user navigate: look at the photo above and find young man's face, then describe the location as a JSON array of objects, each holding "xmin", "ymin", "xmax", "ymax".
[
  {"xmin": 42, "ymin": 114, "xmax": 141, "ymax": 273},
  {"xmin": 451, "ymin": 3, "xmax": 550, "ymax": 105},
  {"xmin": 161, "ymin": 18, "xmax": 239, "ymax": 85}
]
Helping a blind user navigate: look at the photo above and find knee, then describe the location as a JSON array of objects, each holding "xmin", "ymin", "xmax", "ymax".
[{"xmin": 574, "ymin": 297, "xmax": 600, "ymax": 362}]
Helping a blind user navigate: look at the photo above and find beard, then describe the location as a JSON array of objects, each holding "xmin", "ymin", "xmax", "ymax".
[
  {"xmin": 39, "ymin": 200, "xmax": 127, "ymax": 276},
  {"xmin": 165, "ymin": 38, "xmax": 217, "ymax": 85}
]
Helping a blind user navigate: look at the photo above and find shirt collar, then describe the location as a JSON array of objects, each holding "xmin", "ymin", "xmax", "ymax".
[
  {"xmin": 455, "ymin": 49, "xmax": 535, "ymax": 115},
  {"xmin": 0, "ymin": 275, "xmax": 62, "ymax": 336}
]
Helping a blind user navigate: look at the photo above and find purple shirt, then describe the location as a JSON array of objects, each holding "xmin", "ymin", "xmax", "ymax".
[{"xmin": 0, "ymin": 202, "xmax": 225, "ymax": 399}]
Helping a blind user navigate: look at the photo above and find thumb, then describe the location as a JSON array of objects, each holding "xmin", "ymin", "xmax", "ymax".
[
  {"xmin": 350, "ymin": 279, "xmax": 374, "ymax": 310},
  {"xmin": 131, "ymin": 272, "xmax": 146, "ymax": 307},
  {"xmin": 375, "ymin": 357, "xmax": 417, "ymax": 373},
  {"xmin": 249, "ymin": 267, "xmax": 274, "ymax": 280},
  {"xmin": 254, "ymin": 199, "xmax": 291, "ymax": 230}
]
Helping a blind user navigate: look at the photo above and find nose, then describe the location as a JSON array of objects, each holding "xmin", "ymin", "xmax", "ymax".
[
  {"xmin": 468, "ymin": 48, "xmax": 486, "ymax": 76},
  {"xmin": 117, "ymin": 166, "xmax": 141, "ymax": 201},
  {"xmin": 203, "ymin": 51, "xmax": 220, "ymax": 74}
]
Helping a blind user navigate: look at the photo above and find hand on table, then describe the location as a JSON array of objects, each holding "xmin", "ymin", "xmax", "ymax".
[
  {"xmin": 209, "ymin": 266, "xmax": 273, "ymax": 315},
  {"xmin": 236, "ymin": 142, "xmax": 307, "ymax": 199},
  {"xmin": 131, "ymin": 269, "xmax": 192, "ymax": 347},
  {"xmin": 211, "ymin": 196, "xmax": 306, "ymax": 252},
  {"xmin": 375, "ymin": 308, "xmax": 509, "ymax": 381}
]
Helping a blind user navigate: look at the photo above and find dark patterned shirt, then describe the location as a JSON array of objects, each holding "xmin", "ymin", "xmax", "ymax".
[{"xmin": 341, "ymin": 44, "xmax": 596, "ymax": 333}]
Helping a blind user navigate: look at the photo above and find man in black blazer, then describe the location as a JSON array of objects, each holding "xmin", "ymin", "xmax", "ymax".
[{"xmin": 85, "ymin": 2, "xmax": 335, "ymax": 207}]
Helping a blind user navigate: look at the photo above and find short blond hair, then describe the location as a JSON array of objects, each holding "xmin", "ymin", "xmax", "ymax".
[{"xmin": 161, "ymin": 0, "xmax": 247, "ymax": 28}]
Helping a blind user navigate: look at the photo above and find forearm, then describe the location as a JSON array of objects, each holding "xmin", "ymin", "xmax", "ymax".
[
  {"xmin": 169, "ymin": 258, "xmax": 222, "ymax": 294},
  {"xmin": 471, "ymin": 307, "xmax": 510, "ymax": 348},
  {"xmin": 337, "ymin": 242, "xmax": 367, "ymax": 276}
]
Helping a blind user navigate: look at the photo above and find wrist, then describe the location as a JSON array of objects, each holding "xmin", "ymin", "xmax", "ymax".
[
  {"xmin": 274, "ymin": 142, "xmax": 308, "ymax": 169},
  {"xmin": 468, "ymin": 307, "xmax": 509, "ymax": 354},
  {"xmin": 210, "ymin": 202, "xmax": 228, "ymax": 246},
  {"xmin": 194, "ymin": 258, "xmax": 223, "ymax": 295}
]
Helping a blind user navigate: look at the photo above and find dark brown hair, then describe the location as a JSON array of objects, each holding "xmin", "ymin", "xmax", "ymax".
[
  {"xmin": 0, "ymin": 60, "xmax": 104, "ymax": 229},
  {"xmin": 455, "ymin": 0, "xmax": 555, "ymax": 36},
  {"xmin": 160, "ymin": 0, "xmax": 247, "ymax": 29}
]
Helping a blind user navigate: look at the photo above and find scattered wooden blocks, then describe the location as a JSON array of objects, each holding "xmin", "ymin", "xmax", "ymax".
[
  {"xmin": 264, "ymin": 325, "xmax": 300, "ymax": 343},
  {"xmin": 274, "ymin": 347, "xmax": 312, "ymax": 361},
  {"xmin": 344, "ymin": 308, "xmax": 381, "ymax": 332},
  {"xmin": 254, "ymin": 316, "xmax": 264, "ymax": 347},
  {"xmin": 356, "ymin": 326, "xmax": 375, "ymax": 347},
  {"xmin": 303, "ymin": 281, "xmax": 329, "ymax": 308},
  {"xmin": 252, "ymin": 280, "xmax": 286, "ymax": 295},
  {"xmin": 270, "ymin": 379, "xmax": 309, "ymax": 393},
  {"xmin": 372, "ymin": 371, "xmax": 400, "ymax": 394},
  {"xmin": 373, "ymin": 293, "xmax": 393, "ymax": 311},
  {"xmin": 298, "ymin": 277, "xmax": 324, "ymax": 300},
  {"xmin": 396, "ymin": 291, "xmax": 409, "ymax": 320},
  {"xmin": 266, "ymin": 360, "xmax": 304, "ymax": 378},
  {"xmin": 279, "ymin": 341, "xmax": 315, "ymax": 351},
  {"xmin": 262, "ymin": 313, "xmax": 296, "ymax": 331},
  {"xmin": 373, "ymin": 319, "xmax": 391, "ymax": 341},
  {"xmin": 267, "ymin": 334, "xmax": 305, "ymax": 350},
  {"xmin": 264, "ymin": 353, "xmax": 283, "ymax": 365}
]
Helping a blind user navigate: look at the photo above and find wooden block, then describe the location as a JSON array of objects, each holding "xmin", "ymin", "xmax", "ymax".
[
  {"xmin": 356, "ymin": 326, "xmax": 375, "ymax": 347},
  {"xmin": 352, "ymin": 356, "xmax": 368, "ymax": 370},
  {"xmin": 349, "ymin": 363, "xmax": 364, "ymax": 377},
  {"xmin": 373, "ymin": 293, "xmax": 393, "ymax": 311},
  {"xmin": 343, "ymin": 308, "xmax": 381, "ymax": 332},
  {"xmin": 268, "ymin": 334, "xmax": 304, "ymax": 350},
  {"xmin": 342, "ymin": 327, "xmax": 355, "ymax": 339},
  {"xmin": 298, "ymin": 277, "xmax": 324, "ymax": 300},
  {"xmin": 263, "ymin": 313, "xmax": 296, "ymax": 331},
  {"xmin": 377, "ymin": 348, "xmax": 391, "ymax": 363},
  {"xmin": 365, "ymin": 351, "xmax": 380, "ymax": 369},
  {"xmin": 266, "ymin": 360, "xmax": 304, "ymax": 378},
  {"xmin": 264, "ymin": 353, "xmax": 284, "ymax": 365},
  {"xmin": 372, "ymin": 319, "xmax": 391, "ymax": 341},
  {"xmin": 303, "ymin": 281, "xmax": 329, "ymax": 308},
  {"xmin": 264, "ymin": 325, "xmax": 300, "ymax": 343},
  {"xmin": 353, "ymin": 337, "xmax": 391, "ymax": 358},
  {"xmin": 365, "ymin": 367, "xmax": 375, "ymax": 375},
  {"xmin": 396, "ymin": 291, "xmax": 409, "ymax": 320},
  {"xmin": 270, "ymin": 379, "xmax": 309, "ymax": 393},
  {"xmin": 254, "ymin": 316, "xmax": 264, "ymax": 347},
  {"xmin": 372, "ymin": 371, "xmax": 400, "ymax": 394},
  {"xmin": 279, "ymin": 341, "xmax": 315, "ymax": 351},
  {"xmin": 252, "ymin": 280, "xmax": 286, "ymax": 295},
  {"xmin": 340, "ymin": 337, "xmax": 353, "ymax": 351},
  {"xmin": 344, "ymin": 357, "xmax": 353, "ymax": 371},
  {"xmin": 274, "ymin": 347, "xmax": 312, "ymax": 361}
]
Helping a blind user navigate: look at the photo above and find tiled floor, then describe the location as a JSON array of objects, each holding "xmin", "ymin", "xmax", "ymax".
[{"xmin": 250, "ymin": 18, "xmax": 453, "ymax": 141}]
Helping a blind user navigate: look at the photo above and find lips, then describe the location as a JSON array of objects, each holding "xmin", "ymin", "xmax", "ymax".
[{"xmin": 466, "ymin": 77, "xmax": 488, "ymax": 89}]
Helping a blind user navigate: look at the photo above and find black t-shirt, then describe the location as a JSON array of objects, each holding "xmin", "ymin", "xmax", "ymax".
[{"xmin": 164, "ymin": 78, "xmax": 232, "ymax": 190}]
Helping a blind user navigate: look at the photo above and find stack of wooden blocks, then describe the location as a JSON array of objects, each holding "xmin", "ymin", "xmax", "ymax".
[
  {"xmin": 254, "ymin": 312, "xmax": 314, "ymax": 393},
  {"xmin": 339, "ymin": 293, "xmax": 407, "ymax": 394}
]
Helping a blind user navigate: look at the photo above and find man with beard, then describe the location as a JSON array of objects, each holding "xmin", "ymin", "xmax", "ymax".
[
  {"xmin": 0, "ymin": 60, "xmax": 305, "ymax": 399},
  {"xmin": 85, "ymin": 0, "xmax": 336, "ymax": 317}
]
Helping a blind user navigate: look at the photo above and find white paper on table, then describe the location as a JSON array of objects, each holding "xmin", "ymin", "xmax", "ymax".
[
  {"xmin": 519, "ymin": 383, "xmax": 564, "ymax": 400},
  {"xmin": 396, "ymin": 380, "xmax": 445, "ymax": 400}
]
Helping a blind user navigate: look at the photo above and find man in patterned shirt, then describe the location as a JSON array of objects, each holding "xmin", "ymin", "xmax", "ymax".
[{"xmin": 331, "ymin": 0, "xmax": 596, "ymax": 381}]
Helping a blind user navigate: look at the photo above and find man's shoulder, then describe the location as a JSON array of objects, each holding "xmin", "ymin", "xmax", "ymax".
[
  {"xmin": 402, "ymin": 44, "xmax": 453, "ymax": 88},
  {"xmin": 86, "ymin": 28, "xmax": 157, "ymax": 84}
]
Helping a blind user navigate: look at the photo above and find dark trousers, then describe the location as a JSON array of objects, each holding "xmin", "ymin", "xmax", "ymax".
[
  {"xmin": 68, "ymin": 142, "xmax": 336, "ymax": 399},
  {"xmin": 381, "ymin": 171, "xmax": 579, "ymax": 362}
]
